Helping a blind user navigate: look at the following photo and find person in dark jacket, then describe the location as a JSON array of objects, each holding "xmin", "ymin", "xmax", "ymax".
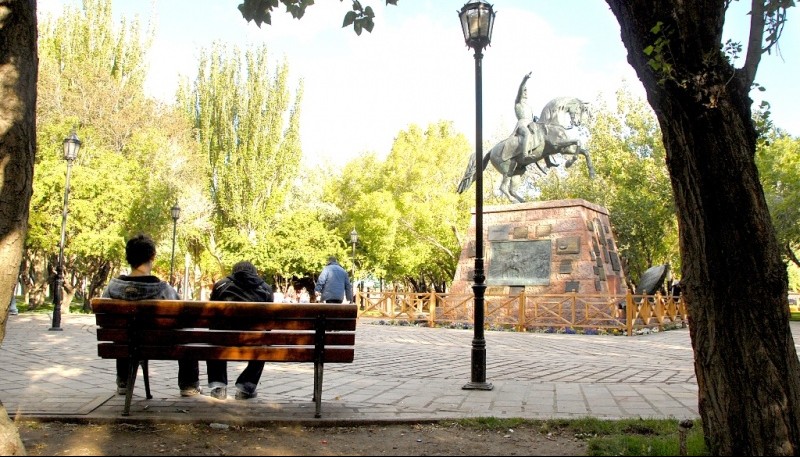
[
  {"xmin": 101, "ymin": 234, "xmax": 200, "ymax": 397},
  {"xmin": 206, "ymin": 260, "xmax": 274, "ymax": 400},
  {"xmin": 314, "ymin": 256, "xmax": 353, "ymax": 303}
]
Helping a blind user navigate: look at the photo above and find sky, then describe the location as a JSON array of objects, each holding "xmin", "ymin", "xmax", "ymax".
[{"xmin": 38, "ymin": 0, "xmax": 799, "ymax": 167}]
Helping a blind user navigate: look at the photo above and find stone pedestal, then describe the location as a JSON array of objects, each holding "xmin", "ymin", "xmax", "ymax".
[{"xmin": 452, "ymin": 199, "xmax": 626, "ymax": 295}]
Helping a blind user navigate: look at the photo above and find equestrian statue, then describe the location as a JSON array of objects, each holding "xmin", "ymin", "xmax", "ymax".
[{"xmin": 457, "ymin": 74, "xmax": 596, "ymax": 203}]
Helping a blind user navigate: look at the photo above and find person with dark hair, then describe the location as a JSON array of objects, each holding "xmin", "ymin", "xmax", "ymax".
[
  {"xmin": 101, "ymin": 234, "xmax": 200, "ymax": 397},
  {"xmin": 314, "ymin": 256, "xmax": 353, "ymax": 304},
  {"xmin": 206, "ymin": 260, "xmax": 274, "ymax": 400}
]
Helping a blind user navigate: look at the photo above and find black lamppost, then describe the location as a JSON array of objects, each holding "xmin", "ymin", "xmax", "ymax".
[
  {"xmin": 349, "ymin": 227, "xmax": 358, "ymax": 279},
  {"xmin": 169, "ymin": 202, "xmax": 180, "ymax": 285},
  {"xmin": 50, "ymin": 129, "xmax": 81, "ymax": 331},
  {"xmin": 459, "ymin": 0, "xmax": 495, "ymax": 391}
]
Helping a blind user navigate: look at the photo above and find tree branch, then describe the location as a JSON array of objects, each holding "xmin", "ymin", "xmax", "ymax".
[{"xmin": 742, "ymin": 0, "xmax": 766, "ymax": 86}]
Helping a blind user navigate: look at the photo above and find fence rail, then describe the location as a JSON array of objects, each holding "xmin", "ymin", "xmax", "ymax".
[{"xmin": 353, "ymin": 291, "xmax": 688, "ymax": 336}]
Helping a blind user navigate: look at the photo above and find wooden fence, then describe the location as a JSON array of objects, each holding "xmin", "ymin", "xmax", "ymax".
[{"xmin": 353, "ymin": 291, "xmax": 688, "ymax": 336}]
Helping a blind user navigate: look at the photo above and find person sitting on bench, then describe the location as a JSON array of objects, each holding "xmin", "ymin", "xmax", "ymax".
[
  {"xmin": 206, "ymin": 260, "xmax": 274, "ymax": 400},
  {"xmin": 101, "ymin": 233, "xmax": 201, "ymax": 397}
]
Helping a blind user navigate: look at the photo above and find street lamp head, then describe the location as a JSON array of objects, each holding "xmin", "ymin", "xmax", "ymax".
[
  {"xmin": 170, "ymin": 202, "xmax": 181, "ymax": 221},
  {"xmin": 350, "ymin": 227, "xmax": 358, "ymax": 245},
  {"xmin": 63, "ymin": 129, "xmax": 81, "ymax": 162},
  {"xmin": 458, "ymin": 0, "xmax": 495, "ymax": 51}
]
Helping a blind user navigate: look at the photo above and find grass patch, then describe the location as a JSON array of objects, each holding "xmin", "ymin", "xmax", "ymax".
[
  {"xmin": 13, "ymin": 296, "xmax": 92, "ymax": 315},
  {"xmin": 453, "ymin": 417, "xmax": 709, "ymax": 456}
]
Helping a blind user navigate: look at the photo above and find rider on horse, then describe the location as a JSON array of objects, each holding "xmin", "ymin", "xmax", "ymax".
[
  {"xmin": 513, "ymin": 72, "xmax": 560, "ymax": 173},
  {"xmin": 513, "ymin": 72, "xmax": 535, "ymax": 159}
]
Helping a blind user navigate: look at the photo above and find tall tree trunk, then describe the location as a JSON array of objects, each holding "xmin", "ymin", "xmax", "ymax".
[
  {"xmin": 0, "ymin": 0, "xmax": 37, "ymax": 454},
  {"xmin": 606, "ymin": 0, "xmax": 800, "ymax": 454}
]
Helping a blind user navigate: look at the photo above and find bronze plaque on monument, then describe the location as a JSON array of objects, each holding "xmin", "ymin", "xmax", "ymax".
[
  {"xmin": 556, "ymin": 237, "xmax": 580, "ymax": 255},
  {"xmin": 488, "ymin": 225, "xmax": 511, "ymax": 241},
  {"xmin": 536, "ymin": 224, "xmax": 552, "ymax": 237},
  {"xmin": 487, "ymin": 240, "xmax": 551, "ymax": 286},
  {"xmin": 610, "ymin": 252, "xmax": 621, "ymax": 271}
]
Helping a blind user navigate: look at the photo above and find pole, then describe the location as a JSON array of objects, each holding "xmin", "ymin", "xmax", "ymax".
[
  {"xmin": 50, "ymin": 160, "xmax": 74, "ymax": 331},
  {"xmin": 169, "ymin": 218, "xmax": 177, "ymax": 285},
  {"xmin": 351, "ymin": 241, "xmax": 356, "ymax": 279},
  {"xmin": 463, "ymin": 47, "xmax": 493, "ymax": 390},
  {"xmin": 183, "ymin": 252, "xmax": 190, "ymax": 300}
]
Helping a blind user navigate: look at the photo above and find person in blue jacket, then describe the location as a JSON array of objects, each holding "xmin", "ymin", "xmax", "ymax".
[{"xmin": 314, "ymin": 256, "xmax": 353, "ymax": 304}]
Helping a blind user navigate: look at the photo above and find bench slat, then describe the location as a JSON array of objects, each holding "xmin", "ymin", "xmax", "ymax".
[
  {"xmin": 98, "ymin": 343, "xmax": 355, "ymax": 363},
  {"xmin": 92, "ymin": 299, "xmax": 357, "ymax": 318},
  {"xmin": 94, "ymin": 315, "xmax": 356, "ymax": 331},
  {"xmin": 96, "ymin": 328, "xmax": 356, "ymax": 346}
]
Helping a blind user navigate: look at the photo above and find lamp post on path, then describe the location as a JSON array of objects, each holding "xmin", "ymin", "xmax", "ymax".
[
  {"xmin": 51, "ymin": 129, "xmax": 81, "ymax": 331},
  {"xmin": 169, "ymin": 202, "xmax": 180, "ymax": 285},
  {"xmin": 459, "ymin": 0, "xmax": 495, "ymax": 391},
  {"xmin": 350, "ymin": 227, "xmax": 358, "ymax": 279}
]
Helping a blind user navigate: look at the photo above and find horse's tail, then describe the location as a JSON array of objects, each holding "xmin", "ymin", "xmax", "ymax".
[{"xmin": 456, "ymin": 151, "xmax": 491, "ymax": 194}]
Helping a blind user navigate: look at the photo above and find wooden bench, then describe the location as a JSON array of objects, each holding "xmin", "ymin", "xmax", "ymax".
[{"xmin": 91, "ymin": 298, "xmax": 357, "ymax": 418}]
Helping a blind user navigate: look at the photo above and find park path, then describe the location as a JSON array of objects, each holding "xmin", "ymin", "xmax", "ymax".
[{"xmin": 0, "ymin": 313, "xmax": 709, "ymax": 424}]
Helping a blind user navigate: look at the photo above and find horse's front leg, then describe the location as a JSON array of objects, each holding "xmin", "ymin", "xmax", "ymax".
[
  {"xmin": 579, "ymin": 146, "xmax": 596, "ymax": 178},
  {"xmin": 509, "ymin": 175, "xmax": 526, "ymax": 203},
  {"xmin": 498, "ymin": 175, "xmax": 515, "ymax": 203}
]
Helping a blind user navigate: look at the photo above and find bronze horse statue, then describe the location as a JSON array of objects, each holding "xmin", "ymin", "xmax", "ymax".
[{"xmin": 457, "ymin": 97, "xmax": 596, "ymax": 203}]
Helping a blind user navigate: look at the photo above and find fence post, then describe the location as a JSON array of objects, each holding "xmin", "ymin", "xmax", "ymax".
[
  {"xmin": 571, "ymin": 292, "xmax": 577, "ymax": 328},
  {"xmin": 517, "ymin": 291, "xmax": 525, "ymax": 332},
  {"xmin": 626, "ymin": 290, "xmax": 634, "ymax": 336},
  {"xmin": 429, "ymin": 291, "xmax": 436, "ymax": 327},
  {"xmin": 680, "ymin": 294, "xmax": 687, "ymax": 327},
  {"xmin": 655, "ymin": 292, "xmax": 664, "ymax": 331}
]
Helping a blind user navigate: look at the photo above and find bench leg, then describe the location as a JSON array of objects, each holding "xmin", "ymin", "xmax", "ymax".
[
  {"xmin": 313, "ymin": 361, "xmax": 324, "ymax": 418},
  {"xmin": 141, "ymin": 360, "xmax": 152, "ymax": 400},
  {"xmin": 123, "ymin": 358, "xmax": 140, "ymax": 416}
]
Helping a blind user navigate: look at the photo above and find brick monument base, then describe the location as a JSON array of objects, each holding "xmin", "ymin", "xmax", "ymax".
[{"xmin": 452, "ymin": 199, "xmax": 626, "ymax": 295}]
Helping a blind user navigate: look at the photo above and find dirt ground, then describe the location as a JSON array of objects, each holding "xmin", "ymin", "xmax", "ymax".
[{"xmin": 17, "ymin": 420, "xmax": 588, "ymax": 456}]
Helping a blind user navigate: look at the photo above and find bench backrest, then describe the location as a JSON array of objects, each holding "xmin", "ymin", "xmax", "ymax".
[{"xmin": 91, "ymin": 298, "xmax": 357, "ymax": 363}]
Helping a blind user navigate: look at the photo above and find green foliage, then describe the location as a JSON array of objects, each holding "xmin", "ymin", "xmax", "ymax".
[
  {"xmin": 643, "ymin": 21, "xmax": 675, "ymax": 83},
  {"xmin": 789, "ymin": 264, "xmax": 800, "ymax": 292},
  {"xmin": 756, "ymin": 128, "xmax": 800, "ymax": 273},
  {"xmin": 326, "ymin": 121, "xmax": 471, "ymax": 290},
  {"xmin": 722, "ymin": 38, "xmax": 743, "ymax": 63},
  {"xmin": 537, "ymin": 86, "xmax": 680, "ymax": 284},
  {"xmin": 261, "ymin": 209, "xmax": 345, "ymax": 280},
  {"xmin": 27, "ymin": 0, "xmax": 213, "ymax": 310},
  {"xmin": 451, "ymin": 417, "xmax": 709, "ymax": 456},
  {"xmin": 38, "ymin": 0, "xmax": 154, "ymax": 151},
  {"xmin": 238, "ymin": 0, "xmax": 398, "ymax": 35},
  {"xmin": 31, "ymin": 0, "xmax": 195, "ymax": 298},
  {"xmin": 183, "ymin": 43, "xmax": 303, "ymax": 274}
]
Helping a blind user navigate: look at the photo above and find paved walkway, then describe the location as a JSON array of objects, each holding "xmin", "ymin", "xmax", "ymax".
[{"xmin": 0, "ymin": 313, "xmax": 712, "ymax": 425}]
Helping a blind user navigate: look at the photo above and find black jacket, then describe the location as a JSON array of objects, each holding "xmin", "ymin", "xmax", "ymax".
[{"xmin": 210, "ymin": 270, "xmax": 274, "ymax": 302}]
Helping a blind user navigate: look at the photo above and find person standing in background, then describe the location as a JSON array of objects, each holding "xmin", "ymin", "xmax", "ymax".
[{"xmin": 314, "ymin": 256, "xmax": 353, "ymax": 304}]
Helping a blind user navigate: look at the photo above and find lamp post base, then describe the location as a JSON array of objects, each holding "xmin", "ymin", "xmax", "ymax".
[
  {"xmin": 51, "ymin": 276, "xmax": 63, "ymax": 332},
  {"xmin": 462, "ymin": 381, "xmax": 494, "ymax": 390}
]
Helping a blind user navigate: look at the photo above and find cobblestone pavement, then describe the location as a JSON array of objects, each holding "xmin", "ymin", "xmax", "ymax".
[{"xmin": 0, "ymin": 313, "xmax": 712, "ymax": 425}]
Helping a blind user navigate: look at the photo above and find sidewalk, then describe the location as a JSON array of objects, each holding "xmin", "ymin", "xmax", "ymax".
[{"xmin": 0, "ymin": 313, "xmax": 703, "ymax": 425}]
